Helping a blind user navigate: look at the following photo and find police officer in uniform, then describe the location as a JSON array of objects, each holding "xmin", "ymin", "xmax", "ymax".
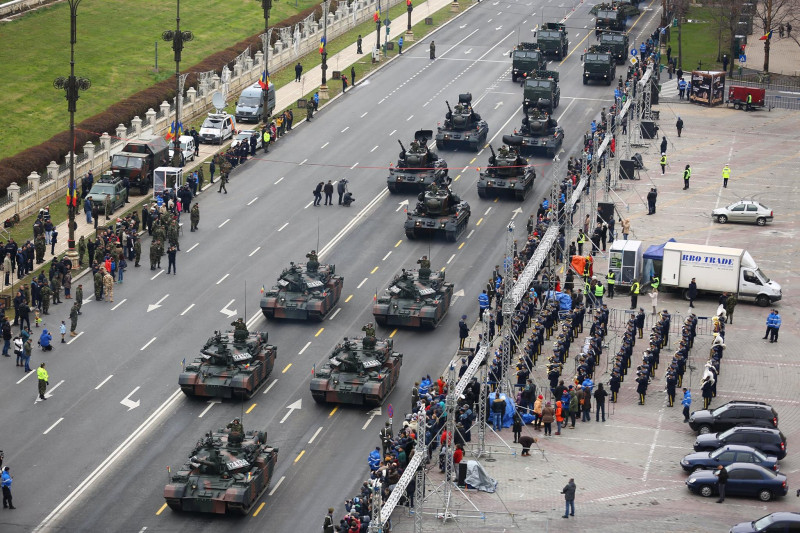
[
  {"xmin": 606, "ymin": 270, "xmax": 615, "ymax": 298},
  {"xmin": 665, "ymin": 370, "xmax": 677, "ymax": 406},
  {"xmin": 630, "ymin": 279, "xmax": 640, "ymax": 310}
]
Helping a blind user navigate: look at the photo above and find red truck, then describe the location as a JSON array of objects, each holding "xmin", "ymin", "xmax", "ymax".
[{"xmin": 727, "ymin": 86, "xmax": 766, "ymax": 111}]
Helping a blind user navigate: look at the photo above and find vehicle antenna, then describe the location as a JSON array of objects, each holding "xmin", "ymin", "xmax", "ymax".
[{"xmin": 244, "ymin": 280, "xmax": 247, "ymax": 326}]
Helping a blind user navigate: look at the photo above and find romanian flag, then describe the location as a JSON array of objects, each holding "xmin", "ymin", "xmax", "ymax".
[
  {"xmin": 165, "ymin": 121, "xmax": 176, "ymax": 141},
  {"xmin": 260, "ymin": 285, "xmax": 266, "ymax": 294},
  {"xmin": 176, "ymin": 121, "xmax": 184, "ymax": 138},
  {"xmin": 374, "ymin": 10, "xmax": 379, "ymax": 22},
  {"xmin": 65, "ymin": 179, "xmax": 78, "ymax": 207},
  {"xmin": 311, "ymin": 363, "xmax": 316, "ymax": 376},
  {"xmin": 258, "ymin": 70, "xmax": 269, "ymax": 89},
  {"xmin": 167, "ymin": 466, "xmax": 171, "ymax": 473},
  {"xmin": 319, "ymin": 36, "xmax": 326, "ymax": 54},
  {"xmin": 759, "ymin": 29, "xmax": 773, "ymax": 41},
  {"xmin": 374, "ymin": 289, "xmax": 378, "ymax": 301}
]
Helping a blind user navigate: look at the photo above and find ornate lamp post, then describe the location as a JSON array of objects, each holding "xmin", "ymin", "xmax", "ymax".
[
  {"xmin": 319, "ymin": 0, "xmax": 330, "ymax": 99},
  {"xmin": 162, "ymin": 0, "xmax": 193, "ymax": 167},
  {"xmin": 53, "ymin": 0, "xmax": 91, "ymax": 269},
  {"xmin": 374, "ymin": 0, "xmax": 382, "ymax": 61},
  {"xmin": 260, "ymin": 0, "xmax": 272, "ymax": 123},
  {"xmin": 406, "ymin": 0, "xmax": 414, "ymax": 42}
]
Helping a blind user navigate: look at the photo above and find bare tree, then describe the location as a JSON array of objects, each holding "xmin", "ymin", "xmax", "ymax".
[{"xmin": 752, "ymin": 0, "xmax": 794, "ymax": 72}]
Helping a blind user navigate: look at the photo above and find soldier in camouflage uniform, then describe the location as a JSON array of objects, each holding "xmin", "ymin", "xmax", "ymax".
[
  {"xmin": 103, "ymin": 270, "xmax": 114, "ymax": 302},
  {"xmin": 149, "ymin": 240, "xmax": 160, "ymax": 270},
  {"xmin": 156, "ymin": 240, "xmax": 164, "ymax": 268},
  {"xmin": 361, "ymin": 322, "xmax": 377, "ymax": 350},
  {"xmin": 35, "ymin": 234, "xmax": 46, "ymax": 264},
  {"xmin": 74, "ymin": 284, "xmax": 83, "ymax": 314},
  {"xmin": 196, "ymin": 165, "xmax": 205, "ymax": 191},
  {"xmin": 227, "ymin": 418, "xmax": 244, "ymax": 444},
  {"xmin": 40, "ymin": 284, "xmax": 52, "ymax": 315},
  {"xmin": 94, "ymin": 268, "xmax": 104, "ymax": 301},
  {"xmin": 167, "ymin": 220, "xmax": 179, "ymax": 251},
  {"xmin": 51, "ymin": 273, "xmax": 62, "ymax": 305},
  {"xmin": 190, "ymin": 204, "xmax": 200, "ymax": 232},
  {"xmin": 134, "ymin": 237, "xmax": 141, "ymax": 267},
  {"xmin": 94, "ymin": 244, "xmax": 105, "ymax": 265},
  {"xmin": 306, "ymin": 250, "xmax": 319, "ymax": 272},
  {"xmin": 104, "ymin": 194, "xmax": 111, "ymax": 221},
  {"xmin": 77, "ymin": 235, "xmax": 86, "ymax": 266},
  {"xmin": 417, "ymin": 255, "xmax": 431, "ymax": 280},
  {"xmin": 69, "ymin": 302, "xmax": 79, "ymax": 336}
]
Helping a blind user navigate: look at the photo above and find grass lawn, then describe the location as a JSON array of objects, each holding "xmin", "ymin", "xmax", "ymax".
[
  {"xmin": 0, "ymin": 0, "xmax": 318, "ymax": 158},
  {"xmin": 666, "ymin": 7, "xmax": 729, "ymax": 72}
]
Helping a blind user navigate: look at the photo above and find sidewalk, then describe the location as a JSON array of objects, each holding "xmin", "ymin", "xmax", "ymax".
[{"xmin": 741, "ymin": 19, "xmax": 800, "ymax": 75}]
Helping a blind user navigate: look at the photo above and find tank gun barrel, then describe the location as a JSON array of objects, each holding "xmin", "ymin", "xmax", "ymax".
[
  {"xmin": 445, "ymin": 100, "xmax": 452, "ymax": 114},
  {"xmin": 398, "ymin": 139, "xmax": 406, "ymax": 154},
  {"xmin": 190, "ymin": 455, "xmax": 218, "ymax": 468},
  {"xmin": 489, "ymin": 145, "xmax": 496, "ymax": 160}
]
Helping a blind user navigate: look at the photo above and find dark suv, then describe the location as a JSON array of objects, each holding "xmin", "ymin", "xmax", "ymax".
[
  {"xmin": 694, "ymin": 427, "xmax": 787, "ymax": 460},
  {"xmin": 689, "ymin": 401, "xmax": 778, "ymax": 434}
]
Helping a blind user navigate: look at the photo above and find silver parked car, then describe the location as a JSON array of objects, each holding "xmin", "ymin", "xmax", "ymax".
[
  {"xmin": 713, "ymin": 200, "xmax": 773, "ymax": 226},
  {"xmin": 231, "ymin": 130, "xmax": 262, "ymax": 151}
]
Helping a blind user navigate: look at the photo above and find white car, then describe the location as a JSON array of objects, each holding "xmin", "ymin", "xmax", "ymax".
[
  {"xmin": 712, "ymin": 200, "xmax": 774, "ymax": 226},
  {"xmin": 199, "ymin": 113, "xmax": 236, "ymax": 144},
  {"xmin": 231, "ymin": 130, "xmax": 262, "ymax": 151},
  {"xmin": 168, "ymin": 135, "xmax": 195, "ymax": 166}
]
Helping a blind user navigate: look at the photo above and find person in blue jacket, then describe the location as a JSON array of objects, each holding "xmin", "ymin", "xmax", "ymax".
[
  {"xmin": 368, "ymin": 447, "xmax": 382, "ymax": 471},
  {"xmin": 39, "ymin": 329, "xmax": 52, "ymax": 352}
]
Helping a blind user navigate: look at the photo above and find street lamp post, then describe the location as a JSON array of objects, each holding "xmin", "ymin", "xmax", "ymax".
[
  {"xmin": 405, "ymin": 0, "xmax": 414, "ymax": 42},
  {"xmin": 162, "ymin": 0, "xmax": 193, "ymax": 168},
  {"xmin": 53, "ymin": 0, "xmax": 91, "ymax": 270},
  {"xmin": 374, "ymin": 0, "xmax": 381, "ymax": 61},
  {"xmin": 319, "ymin": 0, "xmax": 330, "ymax": 99},
  {"xmin": 260, "ymin": 0, "xmax": 272, "ymax": 123}
]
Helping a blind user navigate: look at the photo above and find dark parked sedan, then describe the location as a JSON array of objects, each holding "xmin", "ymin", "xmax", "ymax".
[
  {"xmin": 681, "ymin": 445, "xmax": 778, "ymax": 473},
  {"xmin": 686, "ymin": 463, "xmax": 787, "ymax": 502},
  {"xmin": 694, "ymin": 426, "xmax": 787, "ymax": 460},
  {"xmin": 730, "ymin": 512, "xmax": 800, "ymax": 533}
]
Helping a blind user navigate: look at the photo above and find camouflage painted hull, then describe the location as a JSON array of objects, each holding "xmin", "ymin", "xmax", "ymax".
[
  {"xmin": 387, "ymin": 164, "xmax": 448, "ymax": 193},
  {"xmin": 404, "ymin": 213, "xmax": 470, "ymax": 242},
  {"xmin": 477, "ymin": 173, "xmax": 536, "ymax": 200},
  {"xmin": 260, "ymin": 277, "xmax": 343, "ymax": 321},
  {"xmin": 372, "ymin": 284, "xmax": 453, "ymax": 328},
  {"xmin": 516, "ymin": 133, "xmax": 564, "ymax": 158},
  {"xmin": 435, "ymin": 126, "xmax": 488, "ymax": 152}
]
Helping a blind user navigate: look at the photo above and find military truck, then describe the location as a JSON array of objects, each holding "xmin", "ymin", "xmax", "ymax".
[
  {"xmin": 310, "ymin": 332, "xmax": 403, "ymax": 406},
  {"xmin": 388, "ymin": 130, "xmax": 450, "ymax": 193},
  {"xmin": 179, "ymin": 328, "xmax": 277, "ymax": 400},
  {"xmin": 583, "ymin": 45, "xmax": 616, "ymax": 85},
  {"xmin": 373, "ymin": 259, "xmax": 454, "ymax": 328},
  {"xmin": 515, "ymin": 105, "xmax": 564, "ymax": 158},
  {"xmin": 110, "ymin": 136, "xmax": 169, "ymax": 195},
  {"xmin": 404, "ymin": 184, "xmax": 470, "ymax": 242},
  {"xmin": 85, "ymin": 172, "xmax": 128, "ymax": 214},
  {"xmin": 523, "ymin": 77, "xmax": 561, "ymax": 114},
  {"xmin": 538, "ymin": 22, "xmax": 569, "ymax": 59},
  {"xmin": 435, "ymin": 94, "xmax": 489, "ymax": 152},
  {"xmin": 164, "ymin": 423, "xmax": 277, "ymax": 514},
  {"xmin": 598, "ymin": 32, "xmax": 629, "ymax": 64},
  {"xmin": 477, "ymin": 137, "xmax": 536, "ymax": 200},
  {"xmin": 594, "ymin": 6, "xmax": 627, "ymax": 36},
  {"xmin": 260, "ymin": 253, "xmax": 344, "ymax": 321},
  {"xmin": 511, "ymin": 43, "xmax": 546, "ymax": 82}
]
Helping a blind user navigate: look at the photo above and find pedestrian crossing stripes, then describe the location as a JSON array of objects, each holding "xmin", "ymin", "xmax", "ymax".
[{"xmin": 659, "ymin": 82, "xmax": 679, "ymax": 98}]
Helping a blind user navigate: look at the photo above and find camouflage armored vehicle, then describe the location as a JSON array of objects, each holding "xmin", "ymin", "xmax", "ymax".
[
  {"xmin": 583, "ymin": 45, "xmax": 616, "ymax": 85},
  {"xmin": 598, "ymin": 32, "xmax": 629, "ymax": 64},
  {"xmin": 404, "ymin": 184, "xmax": 471, "ymax": 241},
  {"xmin": 523, "ymin": 77, "xmax": 561, "ymax": 114},
  {"xmin": 593, "ymin": 5, "xmax": 628, "ymax": 36},
  {"xmin": 310, "ymin": 329, "xmax": 403, "ymax": 406},
  {"xmin": 537, "ymin": 22, "xmax": 569, "ymax": 59},
  {"xmin": 515, "ymin": 105, "xmax": 565, "ymax": 158},
  {"xmin": 477, "ymin": 137, "xmax": 536, "ymax": 200},
  {"xmin": 387, "ymin": 130, "xmax": 450, "ymax": 193},
  {"xmin": 435, "ymin": 93, "xmax": 489, "ymax": 152},
  {"xmin": 179, "ymin": 325, "xmax": 277, "ymax": 400},
  {"xmin": 511, "ymin": 43, "xmax": 546, "ymax": 82},
  {"xmin": 164, "ymin": 421, "xmax": 278, "ymax": 514},
  {"xmin": 260, "ymin": 251, "xmax": 344, "ymax": 321},
  {"xmin": 373, "ymin": 257, "xmax": 454, "ymax": 327}
]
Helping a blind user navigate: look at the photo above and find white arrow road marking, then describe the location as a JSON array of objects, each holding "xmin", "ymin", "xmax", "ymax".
[
  {"xmin": 36, "ymin": 379, "xmax": 65, "ymax": 403},
  {"xmin": 494, "ymin": 101, "xmax": 504, "ymax": 109},
  {"xmin": 280, "ymin": 399, "xmax": 302, "ymax": 423},
  {"xmin": 120, "ymin": 386, "xmax": 141, "ymax": 411},
  {"xmin": 82, "ymin": 297, "xmax": 93, "ymax": 305},
  {"xmin": 396, "ymin": 199, "xmax": 409, "ymax": 212},
  {"xmin": 362, "ymin": 407, "xmax": 382, "ymax": 430},
  {"xmin": 147, "ymin": 294, "xmax": 169, "ymax": 312},
  {"xmin": 198, "ymin": 399, "xmax": 221, "ymax": 418},
  {"xmin": 450, "ymin": 289, "xmax": 466, "ymax": 307},
  {"xmin": 464, "ymin": 48, "xmax": 473, "ymax": 54},
  {"xmin": 511, "ymin": 207, "xmax": 523, "ymax": 219},
  {"xmin": 220, "ymin": 299, "xmax": 237, "ymax": 318}
]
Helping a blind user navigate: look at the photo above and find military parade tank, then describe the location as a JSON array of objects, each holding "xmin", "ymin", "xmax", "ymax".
[
  {"xmin": 260, "ymin": 251, "xmax": 344, "ymax": 321},
  {"xmin": 404, "ymin": 184, "xmax": 470, "ymax": 241},
  {"xmin": 373, "ymin": 257, "xmax": 454, "ymax": 327},
  {"xmin": 179, "ymin": 325, "xmax": 277, "ymax": 400},
  {"xmin": 435, "ymin": 93, "xmax": 489, "ymax": 152},
  {"xmin": 310, "ymin": 328, "xmax": 403, "ymax": 406},
  {"xmin": 515, "ymin": 105, "xmax": 565, "ymax": 158},
  {"xmin": 477, "ymin": 137, "xmax": 536, "ymax": 200},
  {"xmin": 387, "ymin": 130, "xmax": 450, "ymax": 193},
  {"xmin": 164, "ymin": 422, "xmax": 278, "ymax": 514}
]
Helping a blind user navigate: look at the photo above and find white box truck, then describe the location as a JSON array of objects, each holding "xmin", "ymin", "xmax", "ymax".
[{"xmin": 661, "ymin": 242, "xmax": 781, "ymax": 306}]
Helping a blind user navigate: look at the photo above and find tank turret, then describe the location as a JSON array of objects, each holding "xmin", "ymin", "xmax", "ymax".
[
  {"xmin": 388, "ymin": 130, "xmax": 450, "ymax": 193},
  {"xmin": 477, "ymin": 136, "xmax": 536, "ymax": 199},
  {"xmin": 405, "ymin": 184, "xmax": 470, "ymax": 241},
  {"xmin": 373, "ymin": 259, "xmax": 454, "ymax": 328},
  {"xmin": 260, "ymin": 254, "xmax": 344, "ymax": 321},
  {"xmin": 435, "ymin": 93, "xmax": 489, "ymax": 152},
  {"xmin": 514, "ymin": 104, "xmax": 565, "ymax": 158}
]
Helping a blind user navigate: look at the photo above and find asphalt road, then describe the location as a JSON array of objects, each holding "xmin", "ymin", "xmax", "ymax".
[{"xmin": 0, "ymin": 1, "xmax": 661, "ymax": 531}]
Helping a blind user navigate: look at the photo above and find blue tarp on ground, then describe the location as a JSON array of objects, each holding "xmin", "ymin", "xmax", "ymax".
[{"xmin": 544, "ymin": 290, "xmax": 573, "ymax": 312}]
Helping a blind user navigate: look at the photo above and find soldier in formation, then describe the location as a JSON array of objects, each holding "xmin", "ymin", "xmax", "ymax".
[
  {"xmin": 190, "ymin": 204, "xmax": 200, "ymax": 232},
  {"xmin": 69, "ymin": 302, "xmax": 79, "ymax": 337},
  {"xmin": 103, "ymin": 270, "xmax": 114, "ymax": 303}
]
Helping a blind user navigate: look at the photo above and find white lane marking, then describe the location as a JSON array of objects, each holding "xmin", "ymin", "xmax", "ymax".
[
  {"xmin": 249, "ymin": 246, "xmax": 261, "ymax": 257},
  {"xmin": 17, "ymin": 370, "xmax": 35, "ymax": 385},
  {"xmin": 593, "ymin": 487, "xmax": 667, "ymax": 503},
  {"xmin": 198, "ymin": 400, "xmax": 221, "ymax": 418},
  {"xmin": 218, "ymin": 219, "xmax": 230, "ymax": 228},
  {"xmin": 642, "ymin": 402, "xmax": 666, "ymax": 483},
  {"xmin": 95, "ymin": 375, "xmax": 113, "ymax": 390},
  {"xmin": 406, "ymin": 115, "xmax": 414, "ymax": 121},
  {"xmin": 140, "ymin": 337, "xmax": 157, "ymax": 351},
  {"xmin": 360, "ymin": 112, "xmax": 368, "ymax": 118},
  {"xmin": 308, "ymin": 426, "xmax": 324, "ymax": 444},
  {"xmin": 467, "ymin": 230, "xmax": 475, "ymax": 238},
  {"xmin": 447, "ymin": 254, "xmax": 456, "ymax": 264},
  {"xmin": 186, "ymin": 243, "xmax": 198, "ymax": 253},
  {"xmin": 274, "ymin": 177, "xmax": 284, "ymax": 184},
  {"xmin": 43, "ymin": 418, "xmax": 64, "ymax": 435},
  {"xmin": 389, "ymin": 129, "xmax": 397, "ymax": 136},
  {"xmin": 328, "ymin": 308, "xmax": 342, "ymax": 320},
  {"xmin": 341, "ymin": 126, "xmax": 349, "ymax": 133},
  {"xmin": 151, "ymin": 270, "xmax": 164, "ymax": 280},
  {"xmin": 379, "ymin": 98, "xmax": 386, "ymax": 104},
  {"xmin": 370, "ymin": 145, "xmax": 379, "ymax": 152},
  {"xmin": 216, "ymin": 273, "xmax": 229, "ymax": 285},
  {"xmin": 278, "ymin": 222, "xmax": 289, "ymax": 232},
  {"xmin": 180, "ymin": 303, "xmax": 195, "ymax": 316},
  {"xmin": 111, "ymin": 299, "xmax": 127, "ymax": 311},
  {"xmin": 321, "ymin": 142, "xmax": 329, "ymax": 149},
  {"xmin": 357, "ymin": 277, "xmax": 368, "ymax": 289},
  {"xmin": 247, "ymin": 197, "xmax": 259, "ymax": 205},
  {"xmin": 268, "ymin": 475, "xmax": 285, "ymax": 496},
  {"xmin": 298, "ymin": 341, "xmax": 312, "ymax": 355},
  {"xmin": 299, "ymin": 158, "xmax": 308, "ymax": 165},
  {"xmin": 264, "ymin": 379, "xmax": 279, "ymax": 394},
  {"xmin": 382, "ymin": 251, "xmax": 392, "ymax": 261},
  {"xmin": 305, "ymin": 201, "xmax": 314, "ymax": 209},
  {"xmin": 67, "ymin": 331, "xmax": 84, "ymax": 344},
  {"xmin": 484, "ymin": 207, "xmax": 492, "ymax": 216}
]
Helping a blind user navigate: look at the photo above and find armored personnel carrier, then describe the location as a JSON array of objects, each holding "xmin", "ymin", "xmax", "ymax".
[
  {"xmin": 373, "ymin": 257, "xmax": 454, "ymax": 327},
  {"xmin": 435, "ymin": 93, "xmax": 489, "ymax": 152},
  {"xmin": 310, "ymin": 329, "xmax": 403, "ymax": 406},
  {"xmin": 404, "ymin": 184, "xmax": 470, "ymax": 241},
  {"xmin": 477, "ymin": 137, "xmax": 536, "ymax": 200},
  {"xmin": 388, "ymin": 130, "xmax": 450, "ymax": 193},
  {"xmin": 179, "ymin": 326, "xmax": 277, "ymax": 400},
  {"xmin": 260, "ymin": 251, "xmax": 344, "ymax": 321},
  {"xmin": 164, "ymin": 422, "xmax": 278, "ymax": 514},
  {"xmin": 515, "ymin": 106, "xmax": 565, "ymax": 158}
]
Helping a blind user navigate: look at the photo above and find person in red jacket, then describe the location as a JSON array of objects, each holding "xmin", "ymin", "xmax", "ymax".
[{"xmin": 453, "ymin": 444, "xmax": 464, "ymax": 464}]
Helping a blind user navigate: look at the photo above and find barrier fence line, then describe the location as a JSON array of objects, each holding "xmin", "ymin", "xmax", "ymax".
[{"xmin": 380, "ymin": 171, "xmax": 589, "ymax": 527}]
